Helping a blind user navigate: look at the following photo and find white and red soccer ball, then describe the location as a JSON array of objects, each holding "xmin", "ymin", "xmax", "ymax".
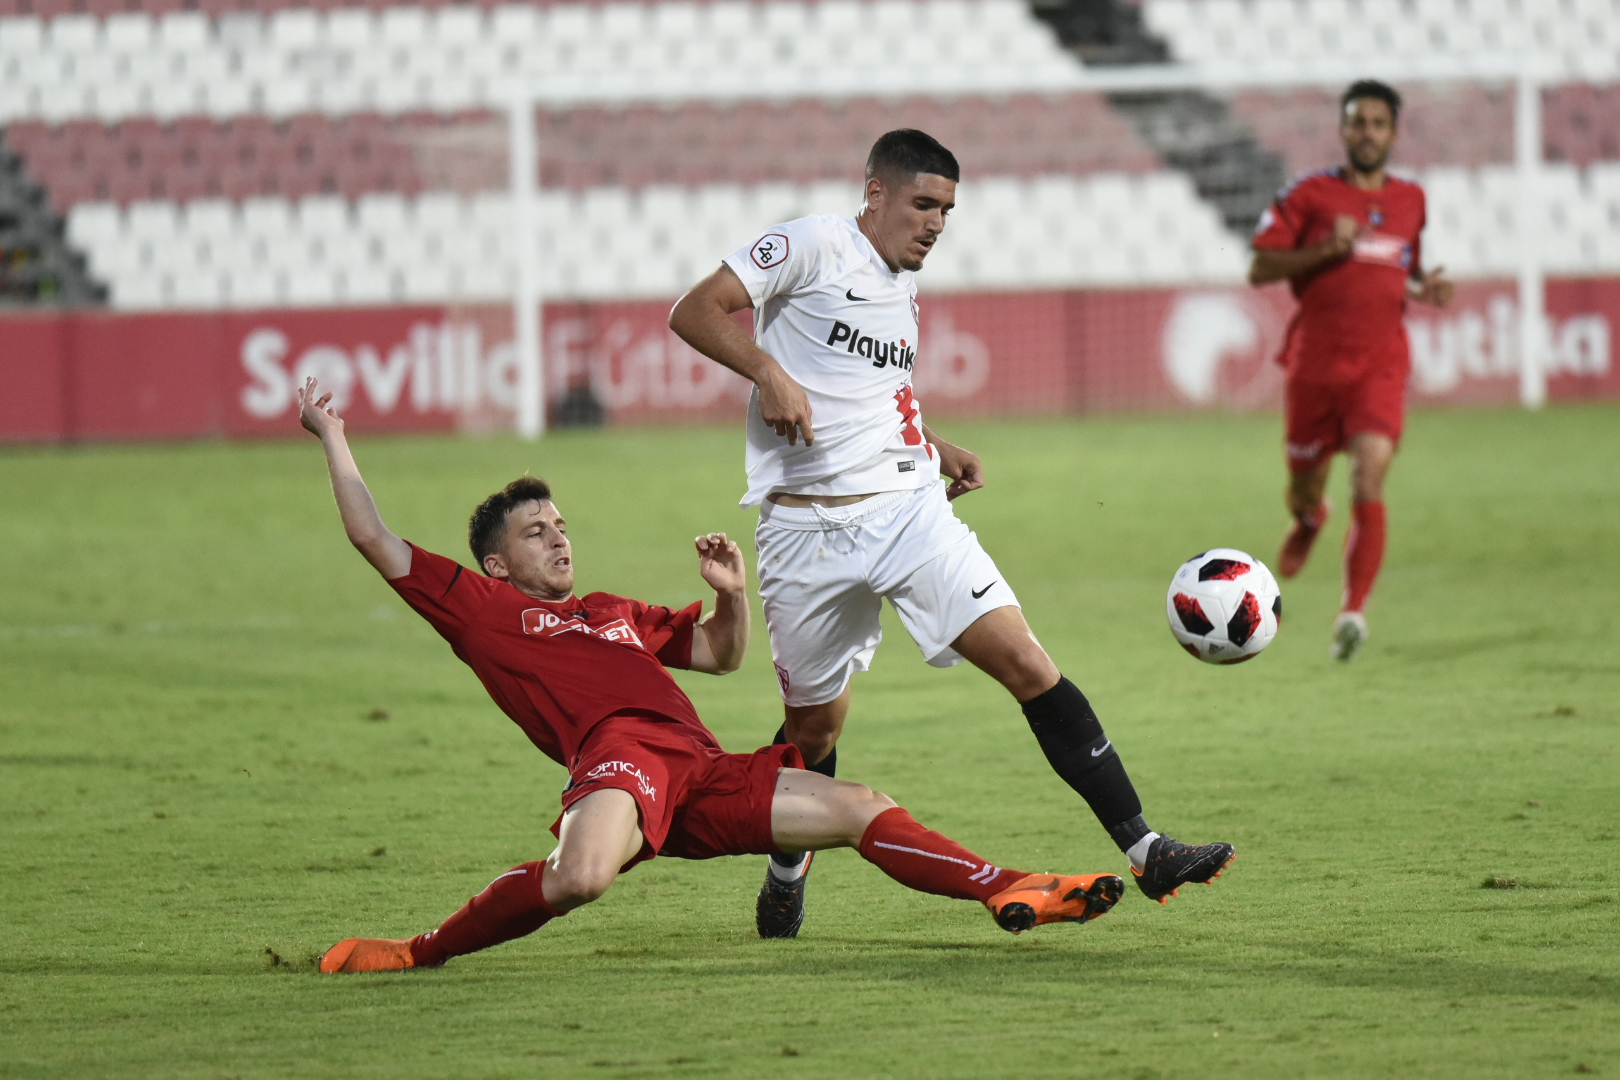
[{"xmin": 1166, "ymin": 549, "xmax": 1281, "ymax": 665}]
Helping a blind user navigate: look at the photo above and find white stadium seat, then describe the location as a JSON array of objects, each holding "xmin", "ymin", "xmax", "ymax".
[{"xmin": 325, "ymin": 9, "xmax": 375, "ymax": 50}]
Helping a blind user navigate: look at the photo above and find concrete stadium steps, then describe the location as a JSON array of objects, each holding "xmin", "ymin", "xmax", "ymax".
[
  {"xmin": 2, "ymin": 94, "xmax": 1161, "ymax": 213},
  {"xmin": 64, "ymin": 171, "xmax": 1248, "ymax": 308},
  {"xmin": 0, "ymin": 126, "xmax": 104, "ymax": 303},
  {"xmin": 0, "ymin": 0, "xmax": 1083, "ymax": 125},
  {"xmin": 1229, "ymin": 83, "xmax": 1620, "ymax": 182},
  {"xmin": 1141, "ymin": 0, "xmax": 1620, "ymax": 81}
]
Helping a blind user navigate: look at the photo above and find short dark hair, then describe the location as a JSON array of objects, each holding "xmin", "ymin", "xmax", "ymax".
[
  {"xmin": 865, "ymin": 129, "xmax": 960, "ymax": 187},
  {"xmin": 1341, "ymin": 80, "xmax": 1402, "ymax": 124},
  {"xmin": 468, "ymin": 476, "xmax": 552, "ymax": 571}
]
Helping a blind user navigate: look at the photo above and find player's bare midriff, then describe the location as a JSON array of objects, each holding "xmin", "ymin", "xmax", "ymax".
[{"xmin": 767, "ymin": 492, "xmax": 881, "ymax": 508}]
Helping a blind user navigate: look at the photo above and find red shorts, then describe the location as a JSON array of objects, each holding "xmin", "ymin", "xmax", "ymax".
[
  {"xmin": 554, "ymin": 714, "xmax": 804, "ymax": 870},
  {"xmin": 1284, "ymin": 366, "xmax": 1407, "ymax": 472}
]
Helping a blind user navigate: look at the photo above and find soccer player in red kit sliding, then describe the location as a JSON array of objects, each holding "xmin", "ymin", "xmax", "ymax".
[
  {"xmin": 294, "ymin": 378, "xmax": 1125, "ymax": 973},
  {"xmin": 1250, "ymin": 80, "xmax": 1454, "ymax": 660}
]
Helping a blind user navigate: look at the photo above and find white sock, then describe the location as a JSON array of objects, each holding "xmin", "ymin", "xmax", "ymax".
[
  {"xmin": 768, "ymin": 852, "xmax": 810, "ymax": 882},
  {"xmin": 1126, "ymin": 832, "xmax": 1161, "ymax": 873}
]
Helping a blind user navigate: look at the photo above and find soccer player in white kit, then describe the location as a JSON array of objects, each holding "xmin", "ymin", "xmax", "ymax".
[{"xmin": 671, "ymin": 130, "xmax": 1234, "ymax": 938}]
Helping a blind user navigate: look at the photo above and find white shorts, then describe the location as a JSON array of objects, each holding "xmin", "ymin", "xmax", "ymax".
[{"xmin": 755, "ymin": 483, "xmax": 1019, "ymax": 707}]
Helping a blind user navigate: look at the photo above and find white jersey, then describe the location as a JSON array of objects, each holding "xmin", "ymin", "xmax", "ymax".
[{"xmin": 723, "ymin": 214, "xmax": 940, "ymax": 507}]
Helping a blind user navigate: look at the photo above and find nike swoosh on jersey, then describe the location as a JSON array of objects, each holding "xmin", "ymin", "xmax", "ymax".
[
  {"xmin": 845, "ymin": 288, "xmax": 871, "ymax": 302},
  {"xmin": 971, "ymin": 581, "xmax": 997, "ymax": 599},
  {"xmin": 1091, "ymin": 740, "xmax": 1112, "ymax": 757}
]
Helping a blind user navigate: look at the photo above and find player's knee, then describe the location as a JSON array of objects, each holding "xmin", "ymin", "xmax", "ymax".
[
  {"xmin": 544, "ymin": 856, "xmax": 619, "ymax": 908},
  {"xmin": 1000, "ymin": 647, "xmax": 1059, "ymax": 703},
  {"xmin": 784, "ymin": 708, "xmax": 844, "ymax": 763},
  {"xmin": 794, "ymin": 729, "xmax": 839, "ymax": 766},
  {"xmin": 843, "ymin": 783, "xmax": 898, "ymax": 838}
]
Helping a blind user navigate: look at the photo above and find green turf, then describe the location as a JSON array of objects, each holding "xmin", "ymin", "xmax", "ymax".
[{"xmin": 2, "ymin": 405, "xmax": 1617, "ymax": 1079}]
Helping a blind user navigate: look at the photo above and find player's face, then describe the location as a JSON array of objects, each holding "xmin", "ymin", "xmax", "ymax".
[
  {"xmin": 865, "ymin": 172, "xmax": 956, "ymax": 272},
  {"xmin": 1341, "ymin": 97, "xmax": 1397, "ymax": 174},
  {"xmin": 487, "ymin": 499, "xmax": 574, "ymax": 600}
]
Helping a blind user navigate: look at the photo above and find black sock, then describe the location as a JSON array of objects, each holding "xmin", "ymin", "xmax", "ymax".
[
  {"xmin": 1020, "ymin": 676, "xmax": 1152, "ymax": 853},
  {"xmin": 770, "ymin": 725, "xmax": 836, "ymax": 869}
]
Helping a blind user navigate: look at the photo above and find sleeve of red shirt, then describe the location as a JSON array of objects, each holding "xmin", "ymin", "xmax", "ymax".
[
  {"xmin": 1253, "ymin": 179, "xmax": 1309, "ymax": 251},
  {"xmin": 386, "ymin": 543, "xmax": 497, "ymax": 645},
  {"xmin": 628, "ymin": 599, "xmax": 704, "ymax": 670}
]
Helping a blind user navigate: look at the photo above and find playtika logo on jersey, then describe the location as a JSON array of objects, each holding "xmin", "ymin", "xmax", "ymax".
[{"xmin": 826, "ymin": 321, "xmax": 916, "ymax": 370}]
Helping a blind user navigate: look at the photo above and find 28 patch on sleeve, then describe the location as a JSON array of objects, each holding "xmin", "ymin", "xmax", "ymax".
[{"xmin": 750, "ymin": 233, "xmax": 790, "ymax": 269}]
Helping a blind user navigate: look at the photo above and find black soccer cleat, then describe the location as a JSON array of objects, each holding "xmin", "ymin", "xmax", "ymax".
[
  {"xmin": 756, "ymin": 852, "xmax": 813, "ymax": 939},
  {"xmin": 1132, "ymin": 836, "xmax": 1235, "ymax": 904}
]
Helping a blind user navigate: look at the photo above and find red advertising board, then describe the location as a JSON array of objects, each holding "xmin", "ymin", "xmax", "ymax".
[{"xmin": 2, "ymin": 279, "xmax": 1615, "ymax": 444}]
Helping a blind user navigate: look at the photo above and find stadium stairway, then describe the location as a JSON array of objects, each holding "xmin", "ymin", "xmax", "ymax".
[
  {"xmin": 1031, "ymin": 0, "xmax": 1285, "ymax": 232},
  {"xmin": 0, "ymin": 127, "xmax": 104, "ymax": 305}
]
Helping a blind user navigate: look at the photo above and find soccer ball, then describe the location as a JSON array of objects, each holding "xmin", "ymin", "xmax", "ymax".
[{"xmin": 1166, "ymin": 548, "xmax": 1281, "ymax": 665}]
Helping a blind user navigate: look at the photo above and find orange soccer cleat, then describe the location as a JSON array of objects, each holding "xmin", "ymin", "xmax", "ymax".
[
  {"xmin": 1278, "ymin": 500, "xmax": 1330, "ymax": 579},
  {"xmin": 985, "ymin": 873, "xmax": 1125, "ymax": 934},
  {"xmin": 319, "ymin": 937, "xmax": 417, "ymax": 974}
]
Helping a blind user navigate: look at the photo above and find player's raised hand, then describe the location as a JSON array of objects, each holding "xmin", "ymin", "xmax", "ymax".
[
  {"xmin": 298, "ymin": 376, "xmax": 344, "ymax": 439},
  {"xmin": 695, "ymin": 533, "xmax": 747, "ymax": 594},
  {"xmin": 757, "ymin": 363, "xmax": 816, "ymax": 446},
  {"xmin": 1412, "ymin": 265, "xmax": 1455, "ymax": 307}
]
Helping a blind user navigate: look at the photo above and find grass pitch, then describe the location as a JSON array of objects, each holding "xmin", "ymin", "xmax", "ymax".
[{"xmin": 2, "ymin": 405, "xmax": 1617, "ymax": 1080}]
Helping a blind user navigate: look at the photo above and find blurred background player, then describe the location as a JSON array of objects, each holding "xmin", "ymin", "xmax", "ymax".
[
  {"xmin": 1249, "ymin": 80, "xmax": 1455, "ymax": 661},
  {"xmin": 671, "ymin": 129, "xmax": 1233, "ymax": 940},
  {"xmin": 295, "ymin": 376, "xmax": 1125, "ymax": 973}
]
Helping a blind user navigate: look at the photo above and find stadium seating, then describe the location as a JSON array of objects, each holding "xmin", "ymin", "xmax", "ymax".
[
  {"xmin": 1141, "ymin": 0, "xmax": 1620, "ymax": 81},
  {"xmin": 2, "ymin": 0, "xmax": 1618, "ymax": 312},
  {"xmin": 1230, "ymin": 83, "xmax": 1617, "ymax": 179},
  {"xmin": 4, "ymin": 94, "xmax": 1161, "ymax": 214},
  {"xmin": 0, "ymin": 1, "xmax": 1086, "ymax": 126},
  {"xmin": 63, "ymin": 170, "xmax": 1252, "ymax": 307}
]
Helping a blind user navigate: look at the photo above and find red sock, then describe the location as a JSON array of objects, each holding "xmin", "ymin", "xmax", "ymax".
[
  {"xmin": 409, "ymin": 861, "xmax": 563, "ymax": 967},
  {"xmin": 1343, "ymin": 500, "xmax": 1387, "ymax": 613},
  {"xmin": 858, "ymin": 807, "xmax": 1028, "ymax": 903}
]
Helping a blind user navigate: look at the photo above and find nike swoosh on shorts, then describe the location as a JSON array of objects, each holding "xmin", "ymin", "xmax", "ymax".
[{"xmin": 846, "ymin": 289, "xmax": 870, "ymax": 301}]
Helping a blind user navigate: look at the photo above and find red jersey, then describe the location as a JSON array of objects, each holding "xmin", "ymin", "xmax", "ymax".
[
  {"xmin": 1253, "ymin": 168, "xmax": 1426, "ymax": 382},
  {"xmin": 388, "ymin": 543, "xmax": 716, "ymax": 767}
]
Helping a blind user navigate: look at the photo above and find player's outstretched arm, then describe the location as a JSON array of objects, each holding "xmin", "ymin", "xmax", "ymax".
[
  {"xmin": 921, "ymin": 423, "xmax": 985, "ymax": 501},
  {"xmin": 669, "ymin": 265, "xmax": 817, "ymax": 446},
  {"xmin": 1249, "ymin": 214, "xmax": 1360, "ymax": 285},
  {"xmin": 297, "ymin": 377, "xmax": 411, "ymax": 581},
  {"xmin": 688, "ymin": 532, "xmax": 749, "ymax": 674}
]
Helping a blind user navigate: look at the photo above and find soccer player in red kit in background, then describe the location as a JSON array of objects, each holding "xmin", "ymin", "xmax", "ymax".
[
  {"xmin": 1250, "ymin": 80, "xmax": 1454, "ymax": 661},
  {"xmin": 294, "ymin": 377, "xmax": 1125, "ymax": 973}
]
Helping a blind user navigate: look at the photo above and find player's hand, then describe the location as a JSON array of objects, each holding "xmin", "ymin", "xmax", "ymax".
[
  {"xmin": 757, "ymin": 364, "xmax": 816, "ymax": 446},
  {"xmin": 934, "ymin": 439, "xmax": 985, "ymax": 500},
  {"xmin": 1325, "ymin": 214, "xmax": 1361, "ymax": 258},
  {"xmin": 1412, "ymin": 265, "xmax": 1455, "ymax": 307},
  {"xmin": 695, "ymin": 532, "xmax": 747, "ymax": 594},
  {"xmin": 298, "ymin": 376, "xmax": 344, "ymax": 439}
]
